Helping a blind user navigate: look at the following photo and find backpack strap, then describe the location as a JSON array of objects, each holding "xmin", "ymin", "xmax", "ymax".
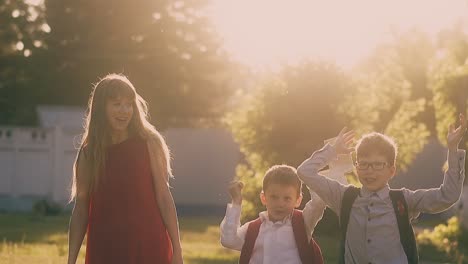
[
  {"xmin": 240, "ymin": 211, "xmax": 325, "ymax": 264},
  {"xmin": 309, "ymin": 237, "xmax": 324, "ymax": 264},
  {"xmin": 239, "ymin": 217, "xmax": 262, "ymax": 264},
  {"xmin": 292, "ymin": 209, "xmax": 324, "ymax": 264},
  {"xmin": 389, "ymin": 189, "xmax": 419, "ymax": 264},
  {"xmin": 339, "ymin": 186, "xmax": 361, "ymax": 264},
  {"xmin": 292, "ymin": 210, "xmax": 312, "ymax": 263}
]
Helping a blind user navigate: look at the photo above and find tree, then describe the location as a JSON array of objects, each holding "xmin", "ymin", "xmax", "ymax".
[
  {"xmin": 344, "ymin": 26, "xmax": 467, "ymax": 173},
  {"xmin": 2, "ymin": 0, "xmax": 236, "ymax": 127},
  {"xmin": 227, "ymin": 27, "xmax": 468, "ymax": 222},
  {"xmin": 226, "ymin": 61, "xmax": 351, "ymax": 221},
  {"xmin": 0, "ymin": 0, "xmax": 47, "ymax": 56},
  {"xmin": 429, "ymin": 26, "xmax": 468, "ymax": 155},
  {"xmin": 0, "ymin": 0, "xmax": 48, "ymax": 124},
  {"xmin": 342, "ymin": 30, "xmax": 435, "ymax": 171}
]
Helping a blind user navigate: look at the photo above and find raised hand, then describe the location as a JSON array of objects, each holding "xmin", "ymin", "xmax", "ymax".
[
  {"xmin": 228, "ymin": 181, "xmax": 244, "ymax": 205},
  {"xmin": 332, "ymin": 127, "xmax": 355, "ymax": 155},
  {"xmin": 447, "ymin": 113, "xmax": 467, "ymax": 151}
]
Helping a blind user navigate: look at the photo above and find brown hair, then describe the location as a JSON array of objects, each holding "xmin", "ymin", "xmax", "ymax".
[
  {"xmin": 355, "ymin": 132, "xmax": 397, "ymax": 166},
  {"xmin": 262, "ymin": 165, "xmax": 302, "ymax": 196}
]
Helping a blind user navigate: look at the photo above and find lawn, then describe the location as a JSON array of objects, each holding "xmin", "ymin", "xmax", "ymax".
[
  {"xmin": 0, "ymin": 213, "xmax": 341, "ymax": 264},
  {"xmin": 0, "ymin": 213, "xmax": 458, "ymax": 263}
]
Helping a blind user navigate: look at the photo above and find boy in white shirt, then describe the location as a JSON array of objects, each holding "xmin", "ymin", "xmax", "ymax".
[{"xmin": 220, "ymin": 165, "xmax": 334, "ymax": 264}]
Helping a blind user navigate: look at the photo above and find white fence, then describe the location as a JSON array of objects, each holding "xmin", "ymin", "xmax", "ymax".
[
  {"xmin": 0, "ymin": 126, "xmax": 80, "ymax": 205},
  {"xmin": 3, "ymin": 124, "xmax": 464, "ymax": 224},
  {"xmin": 0, "ymin": 126, "xmax": 241, "ymax": 211}
]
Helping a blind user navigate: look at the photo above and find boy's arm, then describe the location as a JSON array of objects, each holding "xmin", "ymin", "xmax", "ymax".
[
  {"xmin": 220, "ymin": 181, "xmax": 248, "ymax": 251},
  {"xmin": 220, "ymin": 203, "xmax": 248, "ymax": 251},
  {"xmin": 302, "ymin": 189, "xmax": 326, "ymax": 239},
  {"xmin": 297, "ymin": 144, "xmax": 348, "ymax": 215},
  {"xmin": 406, "ymin": 114, "xmax": 466, "ymax": 216},
  {"xmin": 405, "ymin": 149, "xmax": 466, "ymax": 215}
]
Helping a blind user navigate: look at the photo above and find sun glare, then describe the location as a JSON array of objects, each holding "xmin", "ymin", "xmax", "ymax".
[
  {"xmin": 25, "ymin": 0, "xmax": 44, "ymax": 6},
  {"xmin": 206, "ymin": 0, "xmax": 468, "ymax": 70}
]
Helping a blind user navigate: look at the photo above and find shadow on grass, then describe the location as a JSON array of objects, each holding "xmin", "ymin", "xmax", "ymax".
[{"xmin": 0, "ymin": 213, "xmax": 70, "ymax": 243}]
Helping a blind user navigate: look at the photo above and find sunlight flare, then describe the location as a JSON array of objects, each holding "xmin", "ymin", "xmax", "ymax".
[{"xmin": 206, "ymin": 0, "xmax": 468, "ymax": 70}]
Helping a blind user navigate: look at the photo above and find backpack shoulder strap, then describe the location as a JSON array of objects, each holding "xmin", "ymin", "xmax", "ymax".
[
  {"xmin": 291, "ymin": 209, "xmax": 323, "ymax": 264},
  {"xmin": 239, "ymin": 217, "xmax": 262, "ymax": 264},
  {"xmin": 292, "ymin": 209, "xmax": 309, "ymax": 261},
  {"xmin": 309, "ymin": 237, "xmax": 324, "ymax": 264},
  {"xmin": 339, "ymin": 186, "xmax": 360, "ymax": 264},
  {"xmin": 389, "ymin": 189, "xmax": 419, "ymax": 264}
]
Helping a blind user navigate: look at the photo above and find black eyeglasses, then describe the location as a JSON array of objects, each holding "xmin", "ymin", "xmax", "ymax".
[{"xmin": 355, "ymin": 161, "xmax": 388, "ymax": 171}]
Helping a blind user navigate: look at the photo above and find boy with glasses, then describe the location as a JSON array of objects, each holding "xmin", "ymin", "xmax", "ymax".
[{"xmin": 297, "ymin": 114, "xmax": 467, "ymax": 264}]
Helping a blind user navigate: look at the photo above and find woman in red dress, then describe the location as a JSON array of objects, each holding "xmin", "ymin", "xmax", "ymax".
[{"xmin": 67, "ymin": 74, "xmax": 183, "ymax": 264}]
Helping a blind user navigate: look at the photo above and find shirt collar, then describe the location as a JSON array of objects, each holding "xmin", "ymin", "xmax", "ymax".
[
  {"xmin": 361, "ymin": 184, "xmax": 390, "ymax": 199},
  {"xmin": 259, "ymin": 210, "xmax": 293, "ymax": 224}
]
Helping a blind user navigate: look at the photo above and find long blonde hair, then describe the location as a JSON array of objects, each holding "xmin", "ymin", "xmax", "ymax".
[{"xmin": 70, "ymin": 73, "xmax": 171, "ymax": 201}]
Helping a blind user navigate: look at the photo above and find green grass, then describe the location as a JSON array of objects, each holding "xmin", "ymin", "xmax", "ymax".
[
  {"xmin": 0, "ymin": 214, "xmax": 240, "ymax": 264},
  {"xmin": 0, "ymin": 213, "xmax": 73, "ymax": 264},
  {"xmin": 0, "ymin": 213, "xmax": 340, "ymax": 264},
  {"xmin": 179, "ymin": 216, "xmax": 238, "ymax": 264},
  {"xmin": 0, "ymin": 213, "xmax": 456, "ymax": 263}
]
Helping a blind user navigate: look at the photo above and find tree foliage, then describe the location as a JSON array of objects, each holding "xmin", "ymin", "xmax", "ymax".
[
  {"xmin": 341, "ymin": 30, "xmax": 434, "ymax": 171},
  {"xmin": 0, "ymin": 0, "xmax": 48, "ymax": 124},
  {"xmin": 417, "ymin": 217, "xmax": 468, "ymax": 263},
  {"xmin": 1, "ymin": 0, "xmax": 235, "ymax": 127},
  {"xmin": 227, "ymin": 28, "xmax": 468, "ymax": 221},
  {"xmin": 226, "ymin": 61, "xmax": 351, "ymax": 221},
  {"xmin": 429, "ymin": 26, "xmax": 468, "ymax": 151}
]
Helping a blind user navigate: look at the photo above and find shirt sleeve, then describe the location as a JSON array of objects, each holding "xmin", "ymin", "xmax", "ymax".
[
  {"xmin": 220, "ymin": 203, "xmax": 249, "ymax": 251},
  {"xmin": 302, "ymin": 189, "xmax": 326, "ymax": 240},
  {"xmin": 405, "ymin": 149, "xmax": 466, "ymax": 219},
  {"xmin": 297, "ymin": 144, "xmax": 349, "ymax": 216}
]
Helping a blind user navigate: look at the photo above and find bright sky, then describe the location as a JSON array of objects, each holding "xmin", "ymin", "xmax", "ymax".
[{"xmin": 206, "ymin": 0, "xmax": 468, "ymax": 70}]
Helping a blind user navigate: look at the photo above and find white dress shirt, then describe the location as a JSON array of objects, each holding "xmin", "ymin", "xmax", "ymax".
[{"xmin": 297, "ymin": 144, "xmax": 466, "ymax": 264}]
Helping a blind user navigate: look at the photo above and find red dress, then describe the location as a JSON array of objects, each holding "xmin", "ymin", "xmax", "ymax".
[{"xmin": 85, "ymin": 137, "xmax": 172, "ymax": 264}]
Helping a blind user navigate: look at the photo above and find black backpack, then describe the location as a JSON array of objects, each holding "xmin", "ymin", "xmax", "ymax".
[{"xmin": 338, "ymin": 186, "xmax": 418, "ymax": 264}]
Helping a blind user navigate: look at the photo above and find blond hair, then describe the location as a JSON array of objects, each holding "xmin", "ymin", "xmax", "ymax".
[{"xmin": 355, "ymin": 132, "xmax": 398, "ymax": 166}]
